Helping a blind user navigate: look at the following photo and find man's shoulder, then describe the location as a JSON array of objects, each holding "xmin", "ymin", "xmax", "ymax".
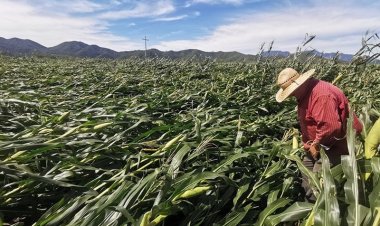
[
  {"xmin": 315, "ymin": 79, "xmax": 335, "ymax": 87},
  {"xmin": 312, "ymin": 79, "xmax": 346, "ymax": 100},
  {"xmin": 313, "ymin": 80, "xmax": 342, "ymax": 92}
]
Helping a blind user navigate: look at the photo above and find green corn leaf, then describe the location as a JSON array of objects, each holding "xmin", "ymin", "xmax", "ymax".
[
  {"xmin": 0, "ymin": 164, "xmax": 82, "ymax": 188},
  {"xmin": 168, "ymin": 144, "xmax": 192, "ymax": 178},
  {"xmin": 267, "ymin": 189, "xmax": 280, "ymax": 205},
  {"xmin": 221, "ymin": 206, "xmax": 251, "ymax": 226},
  {"xmin": 170, "ymin": 172, "xmax": 228, "ymax": 201},
  {"xmin": 213, "ymin": 152, "xmax": 249, "ymax": 173},
  {"xmin": 265, "ymin": 202, "xmax": 314, "ymax": 226},
  {"xmin": 255, "ymin": 198, "xmax": 291, "ymax": 226},
  {"xmin": 371, "ymin": 157, "xmax": 380, "ymax": 186},
  {"xmin": 340, "ymin": 114, "xmax": 363, "ymax": 226},
  {"xmin": 286, "ymin": 155, "xmax": 321, "ymax": 192},
  {"xmin": 320, "ymin": 150, "xmax": 340, "ymax": 226},
  {"xmin": 280, "ymin": 177, "xmax": 293, "ymax": 198}
]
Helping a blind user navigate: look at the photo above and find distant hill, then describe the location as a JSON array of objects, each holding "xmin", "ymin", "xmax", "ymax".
[
  {"xmin": 0, "ymin": 37, "xmax": 47, "ymax": 55},
  {"xmin": 307, "ymin": 50, "xmax": 354, "ymax": 62},
  {"xmin": 48, "ymin": 41, "xmax": 118, "ymax": 58},
  {"xmin": 119, "ymin": 49, "xmax": 257, "ymax": 61},
  {"xmin": 0, "ymin": 37, "xmax": 259, "ymax": 61},
  {"xmin": 262, "ymin": 50, "xmax": 290, "ymax": 57},
  {"xmin": 0, "ymin": 36, "xmax": 377, "ymax": 63}
]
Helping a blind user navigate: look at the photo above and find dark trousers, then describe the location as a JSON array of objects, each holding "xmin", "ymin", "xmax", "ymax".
[
  {"xmin": 301, "ymin": 150, "xmax": 344, "ymax": 201},
  {"xmin": 301, "ymin": 153, "xmax": 322, "ymax": 202},
  {"xmin": 302, "ymin": 151, "xmax": 366, "ymax": 205}
]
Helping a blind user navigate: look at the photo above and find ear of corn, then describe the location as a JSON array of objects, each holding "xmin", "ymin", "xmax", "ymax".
[
  {"xmin": 45, "ymin": 126, "xmax": 80, "ymax": 143},
  {"xmin": 57, "ymin": 111, "xmax": 70, "ymax": 123},
  {"xmin": 365, "ymin": 118, "xmax": 380, "ymax": 159},
  {"xmin": 161, "ymin": 134, "xmax": 183, "ymax": 152},
  {"xmin": 364, "ymin": 118, "xmax": 380, "ymax": 180},
  {"xmin": 140, "ymin": 211, "xmax": 152, "ymax": 226},
  {"xmin": 139, "ymin": 212, "xmax": 167, "ymax": 226},
  {"xmin": 172, "ymin": 186, "xmax": 211, "ymax": 201},
  {"xmin": 93, "ymin": 122, "xmax": 113, "ymax": 131},
  {"xmin": 292, "ymin": 128, "xmax": 299, "ymax": 149},
  {"xmin": 150, "ymin": 214, "xmax": 168, "ymax": 225},
  {"xmin": 332, "ymin": 72, "xmax": 343, "ymax": 85}
]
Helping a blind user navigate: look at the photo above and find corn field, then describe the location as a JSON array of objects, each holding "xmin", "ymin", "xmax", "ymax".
[{"xmin": 0, "ymin": 44, "xmax": 380, "ymax": 226}]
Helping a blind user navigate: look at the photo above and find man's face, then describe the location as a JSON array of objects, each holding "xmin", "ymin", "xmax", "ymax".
[{"xmin": 290, "ymin": 86, "xmax": 303, "ymax": 98}]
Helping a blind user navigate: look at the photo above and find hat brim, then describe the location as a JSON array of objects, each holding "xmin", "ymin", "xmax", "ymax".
[{"xmin": 275, "ymin": 69, "xmax": 315, "ymax": 103}]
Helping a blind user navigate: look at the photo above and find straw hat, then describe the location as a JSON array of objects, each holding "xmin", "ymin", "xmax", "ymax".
[{"xmin": 275, "ymin": 68, "xmax": 315, "ymax": 102}]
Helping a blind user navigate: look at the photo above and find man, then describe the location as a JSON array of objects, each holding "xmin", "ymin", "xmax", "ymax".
[{"xmin": 275, "ymin": 67, "xmax": 363, "ymax": 200}]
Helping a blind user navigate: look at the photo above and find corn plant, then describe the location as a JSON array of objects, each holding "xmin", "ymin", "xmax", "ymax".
[{"xmin": 0, "ymin": 42, "xmax": 379, "ymax": 226}]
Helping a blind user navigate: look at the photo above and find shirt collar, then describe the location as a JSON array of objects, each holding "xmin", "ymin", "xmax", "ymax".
[{"xmin": 295, "ymin": 78, "xmax": 318, "ymax": 103}]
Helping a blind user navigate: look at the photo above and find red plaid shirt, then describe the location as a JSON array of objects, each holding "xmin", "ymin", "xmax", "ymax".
[{"xmin": 296, "ymin": 78, "xmax": 362, "ymax": 155}]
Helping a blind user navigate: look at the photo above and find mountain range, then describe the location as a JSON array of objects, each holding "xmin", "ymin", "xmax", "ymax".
[{"xmin": 0, "ymin": 37, "xmax": 361, "ymax": 62}]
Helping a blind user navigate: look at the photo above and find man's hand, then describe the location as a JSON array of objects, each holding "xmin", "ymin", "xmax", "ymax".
[
  {"xmin": 304, "ymin": 141, "xmax": 320, "ymax": 160},
  {"xmin": 309, "ymin": 142, "xmax": 320, "ymax": 160}
]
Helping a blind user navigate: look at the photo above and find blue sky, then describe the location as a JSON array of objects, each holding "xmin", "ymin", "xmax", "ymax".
[{"xmin": 1, "ymin": 0, "xmax": 379, "ymax": 54}]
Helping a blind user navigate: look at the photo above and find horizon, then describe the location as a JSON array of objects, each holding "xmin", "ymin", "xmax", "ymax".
[
  {"xmin": 1, "ymin": 0, "xmax": 380, "ymax": 55},
  {"xmin": 0, "ymin": 36, "xmax": 360, "ymax": 56}
]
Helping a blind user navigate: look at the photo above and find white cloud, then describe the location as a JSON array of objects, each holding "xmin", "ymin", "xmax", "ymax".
[
  {"xmin": 65, "ymin": 1, "xmax": 105, "ymax": 13},
  {"xmin": 153, "ymin": 1, "xmax": 380, "ymax": 54},
  {"xmin": 98, "ymin": 0, "xmax": 175, "ymax": 20},
  {"xmin": 153, "ymin": 15, "xmax": 188, "ymax": 21},
  {"xmin": 30, "ymin": 0, "xmax": 105, "ymax": 13},
  {"xmin": 1, "ymin": 0, "xmax": 379, "ymax": 54},
  {"xmin": 188, "ymin": 0, "xmax": 245, "ymax": 5},
  {"xmin": 110, "ymin": 0, "xmax": 123, "ymax": 6},
  {"xmin": 0, "ymin": 0, "xmax": 140, "ymax": 50},
  {"xmin": 156, "ymin": 30, "xmax": 184, "ymax": 40}
]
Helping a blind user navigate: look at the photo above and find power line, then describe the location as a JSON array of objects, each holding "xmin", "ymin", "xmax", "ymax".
[{"xmin": 142, "ymin": 36, "xmax": 149, "ymax": 58}]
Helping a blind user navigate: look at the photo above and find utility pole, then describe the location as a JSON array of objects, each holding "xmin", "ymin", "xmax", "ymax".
[{"xmin": 142, "ymin": 36, "xmax": 149, "ymax": 58}]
